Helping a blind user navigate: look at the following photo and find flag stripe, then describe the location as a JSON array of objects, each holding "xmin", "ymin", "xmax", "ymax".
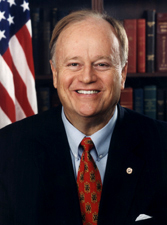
[
  {"xmin": 15, "ymin": 22, "xmax": 35, "ymax": 77},
  {"xmin": 0, "ymin": 55, "xmax": 15, "ymax": 103},
  {"xmin": 3, "ymin": 48, "xmax": 35, "ymax": 117},
  {"xmin": 0, "ymin": 108, "xmax": 13, "ymax": 128},
  {"xmin": 9, "ymin": 34, "xmax": 37, "ymax": 113},
  {"xmin": 0, "ymin": 83, "xmax": 16, "ymax": 123},
  {"xmin": 26, "ymin": 20, "xmax": 32, "ymax": 38},
  {"xmin": 15, "ymin": 98, "xmax": 26, "ymax": 121}
]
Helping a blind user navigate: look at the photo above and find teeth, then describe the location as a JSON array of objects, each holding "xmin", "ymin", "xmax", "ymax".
[{"xmin": 77, "ymin": 90, "xmax": 99, "ymax": 94}]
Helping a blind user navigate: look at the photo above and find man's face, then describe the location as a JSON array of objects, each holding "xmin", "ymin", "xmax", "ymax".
[{"xmin": 51, "ymin": 17, "xmax": 127, "ymax": 126}]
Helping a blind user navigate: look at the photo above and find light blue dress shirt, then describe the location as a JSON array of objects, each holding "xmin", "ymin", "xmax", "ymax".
[{"xmin": 62, "ymin": 106, "xmax": 118, "ymax": 183}]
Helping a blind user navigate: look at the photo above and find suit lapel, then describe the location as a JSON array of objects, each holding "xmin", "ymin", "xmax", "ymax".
[{"xmin": 98, "ymin": 106, "xmax": 145, "ymax": 225}]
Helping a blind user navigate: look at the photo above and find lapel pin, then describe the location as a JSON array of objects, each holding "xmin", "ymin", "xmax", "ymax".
[{"xmin": 126, "ymin": 167, "xmax": 133, "ymax": 174}]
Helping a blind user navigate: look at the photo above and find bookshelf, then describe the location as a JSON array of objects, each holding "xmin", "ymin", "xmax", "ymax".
[
  {"xmin": 104, "ymin": 0, "xmax": 167, "ymax": 20},
  {"xmin": 29, "ymin": 0, "xmax": 91, "ymax": 11},
  {"xmin": 30, "ymin": 0, "xmax": 167, "ymax": 121}
]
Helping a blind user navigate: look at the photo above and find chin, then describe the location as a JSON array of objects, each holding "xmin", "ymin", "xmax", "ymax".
[
  {"xmin": 78, "ymin": 111, "xmax": 96, "ymax": 117},
  {"xmin": 77, "ymin": 105, "xmax": 97, "ymax": 113}
]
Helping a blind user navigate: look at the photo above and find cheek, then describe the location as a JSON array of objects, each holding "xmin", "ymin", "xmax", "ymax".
[
  {"xmin": 105, "ymin": 72, "xmax": 122, "ymax": 100},
  {"xmin": 112, "ymin": 71, "xmax": 122, "ymax": 87},
  {"xmin": 56, "ymin": 71, "xmax": 74, "ymax": 98},
  {"xmin": 56, "ymin": 69, "xmax": 68, "ymax": 87},
  {"xmin": 103, "ymin": 72, "xmax": 120, "ymax": 91}
]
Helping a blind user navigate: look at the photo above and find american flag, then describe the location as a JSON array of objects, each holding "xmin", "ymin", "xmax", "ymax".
[{"xmin": 0, "ymin": 0, "xmax": 37, "ymax": 128}]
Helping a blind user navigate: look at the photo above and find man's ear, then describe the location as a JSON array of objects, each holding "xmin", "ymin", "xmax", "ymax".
[
  {"xmin": 121, "ymin": 63, "xmax": 128, "ymax": 90},
  {"xmin": 50, "ymin": 60, "xmax": 58, "ymax": 89}
]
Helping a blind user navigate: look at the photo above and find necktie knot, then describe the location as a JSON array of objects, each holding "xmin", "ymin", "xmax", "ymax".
[{"xmin": 81, "ymin": 137, "xmax": 94, "ymax": 153}]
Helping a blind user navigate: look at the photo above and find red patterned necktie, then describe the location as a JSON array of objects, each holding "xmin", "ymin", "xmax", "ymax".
[{"xmin": 77, "ymin": 137, "xmax": 102, "ymax": 225}]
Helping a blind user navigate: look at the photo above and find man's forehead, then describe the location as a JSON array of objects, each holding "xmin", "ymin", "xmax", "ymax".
[{"xmin": 57, "ymin": 16, "xmax": 115, "ymax": 40}]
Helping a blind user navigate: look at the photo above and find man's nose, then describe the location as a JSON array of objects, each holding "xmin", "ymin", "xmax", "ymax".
[{"xmin": 79, "ymin": 65, "xmax": 97, "ymax": 83}]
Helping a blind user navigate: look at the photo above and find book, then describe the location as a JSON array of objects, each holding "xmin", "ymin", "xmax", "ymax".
[
  {"xmin": 31, "ymin": 8, "xmax": 51, "ymax": 75},
  {"xmin": 120, "ymin": 87, "xmax": 133, "ymax": 110},
  {"xmin": 144, "ymin": 85, "xmax": 157, "ymax": 119},
  {"xmin": 39, "ymin": 8, "xmax": 51, "ymax": 75},
  {"xmin": 37, "ymin": 87, "xmax": 50, "ymax": 113},
  {"xmin": 57, "ymin": 9, "xmax": 70, "ymax": 21},
  {"xmin": 165, "ymin": 90, "xmax": 167, "ymax": 121},
  {"xmin": 137, "ymin": 19, "xmax": 146, "ymax": 73},
  {"xmin": 133, "ymin": 88, "xmax": 144, "ymax": 114},
  {"xmin": 146, "ymin": 10, "xmax": 156, "ymax": 73},
  {"xmin": 39, "ymin": 22, "xmax": 51, "ymax": 75},
  {"xmin": 31, "ymin": 8, "xmax": 40, "ymax": 75},
  {"xmin": 156, "ymin": 13, "xmax": 167, "ymax": 72},
  {"xmin": 51, "ymin": 8, "xmax": 58, "ymax": 32},
  {"xmin": 51, "ymin": 89, "xmax": 60, "ymax": 108},
  {"xmin": 124, "ymin": 19, "xmax": 137, "ymax": 73},
  {"xmin": 157, "ymin": 88, "xmax": 165, "ymax": 121}
]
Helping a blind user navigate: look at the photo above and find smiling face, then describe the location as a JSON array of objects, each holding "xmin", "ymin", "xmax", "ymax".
[{"xmin": 51, "ymin": 17, "xmax": 127, "ymax": 131}]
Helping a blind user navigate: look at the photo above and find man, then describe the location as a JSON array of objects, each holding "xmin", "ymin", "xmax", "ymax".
[{"xmin": 0, "ymin": 10, "xmax": 167, "ymax": 225}]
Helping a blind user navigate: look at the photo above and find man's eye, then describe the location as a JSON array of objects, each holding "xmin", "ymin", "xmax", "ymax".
[
  {"xmin": 67, "ymin": 63, "xmax": 81, "ymax": 71},
  {"xmin": 94, "ymin": 62, "xmax": 110, "ymax": 71},
  {"xmin": 98, "ymin": 63, "xmax": 107, "ymax": 67},
  {"xmin": 70, "ymin": 63, "xmax": 78, "ymax": 66}
]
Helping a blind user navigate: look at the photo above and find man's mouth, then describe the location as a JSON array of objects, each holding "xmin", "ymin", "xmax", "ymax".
[{"xmin": 76, "ymin": 90, "xmax": 99, "ymax": 94}]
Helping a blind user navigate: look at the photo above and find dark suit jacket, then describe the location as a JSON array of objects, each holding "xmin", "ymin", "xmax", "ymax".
[{"xmin": 0, "ymin": 105, "xmax": 167, "ymax": 225}]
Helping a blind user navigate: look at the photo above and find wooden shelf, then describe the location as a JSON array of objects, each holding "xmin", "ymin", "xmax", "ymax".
[{"xmin": 127, "ymin": 72, "xmax": 167, "ymax": 78}]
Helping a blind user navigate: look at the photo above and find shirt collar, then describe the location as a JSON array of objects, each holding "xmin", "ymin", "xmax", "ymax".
[{"xmin": 62, "ymin": 107, "xmax": 118, "ymax": 160}]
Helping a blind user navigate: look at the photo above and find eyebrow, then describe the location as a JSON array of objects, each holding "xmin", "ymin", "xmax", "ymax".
[
  {"xmin": 94, "ymin": 55, "xmax": 112, "ymax": 61},
  {"xmin": 64, "ymin": 55, "xmax": 112, "ymax": 63},
  {"xmin": 64, "ymin": 56, "xmax": 81, "ymax": 62}
]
